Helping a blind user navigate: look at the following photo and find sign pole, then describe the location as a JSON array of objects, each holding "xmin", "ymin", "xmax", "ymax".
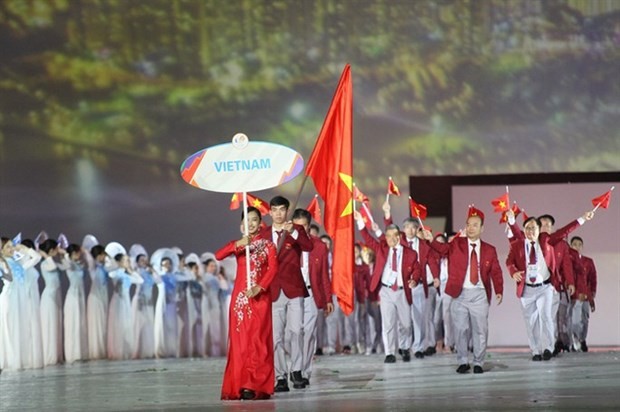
[{"xmin": 242, "ymin": 191, "xmax": 251, "ymax": 290}]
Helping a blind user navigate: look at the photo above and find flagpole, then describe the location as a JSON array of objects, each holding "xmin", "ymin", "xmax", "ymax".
[
  {"xmin": 242, "ymin": 191, "xmax": 251, "ymax": 290},
  {"xmin": 592, "ymin": 186, "xmax": 614, "ymax": 212},
  {"xmin": 361, "ymin": 202, "xmax": 375, "ymax": 225}
]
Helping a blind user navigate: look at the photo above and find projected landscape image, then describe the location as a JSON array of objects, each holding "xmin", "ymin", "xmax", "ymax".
[{"xmin": 1, "ymin": 0, "xmax": 619, "ymax": 250}]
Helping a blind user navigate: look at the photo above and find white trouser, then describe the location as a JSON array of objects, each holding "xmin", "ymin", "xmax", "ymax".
[
  {"xmin": 356, "ymin": 301, "xmax": 367, "ymax": 350},
  {"xmin": 366, "ymin": 300, "xmax": 382, "ymax": 353},
  {"xmin": 551, "ymin": 289, "xmax": 560, "ymax": 341},
  {"xmin": 557, "ymin": 291, "xmax": 572, "ymax": 347},
  {"xmin": 343, "ymin": 304, "xmax": 357, "ymax": 348},
  {"xmin": 409, "ymin": 284, "xmax": 427, "ymax": 352},
  {"xmin": 325, "ymin": 295, "xmax": 342, "ymax": 350},
  {"xmin": 571, "ymin": 300, "xmax": 590, "ymax": 345},
  {"xmin": 379, "ymin": 286, "xmax": 411, "ymax": 356},
  {"xmin": 301, "ymin": 292, "xmax": 319, "ymax": 379},
  {"xmin": 434, "ymin": 281, "xmax": 454, "ymax": 347},
  {"xmin": 273, "ymin": 292, "xmax": 304, "ymax": 379},
  {"xmin": 520, "ymin": 283, "xmax": 554, "ymax": 355},
  {"xmin": 423, "ymin": 286, "xmax": 437, "ymax": 349},
  {"xmin": 451, "ymin": 288, "xmax": 489, "ymax": 367}
]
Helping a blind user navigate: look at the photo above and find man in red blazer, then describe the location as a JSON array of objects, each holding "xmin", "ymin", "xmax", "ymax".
[
  {"xmin": 291, "ymin": 208, "xmax": 333, "ymax": 386},
  {"xmin": 569, "ymin": 236, "xmax": 597, "ymax": 352},
  {"xmin": 352, "ymin": 243, "xmax": 370, "ymax": 354},
  {"xmin": 382, "ymin": 200, "xmax": 439, "ymax": 359},
  {"xmin": 506, "ymin": 210, "xmax": 591, "ymax": 361},
  {"xmin": 354, "ymin": 210, "xmax": 421, "ymax": 364},
  {"xmin": 538, "ymin": 214, "xmax": 576, "ymax": 355},
  {"xmin": 260, "ymin": 196, "xmax": 313, "ymax": 392},
  {"xmin": 423, "ymin": 209, "xmax": 503, "ymax": 374}
]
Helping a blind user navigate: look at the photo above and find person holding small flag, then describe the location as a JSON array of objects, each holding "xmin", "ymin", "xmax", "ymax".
[{"xmin": 421, "ymin": 207, "xmax": 503, "ymax": 374}]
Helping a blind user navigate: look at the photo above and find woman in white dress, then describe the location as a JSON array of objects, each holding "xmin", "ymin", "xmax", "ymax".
[
  {"xmin": 21, "ymin": 239, "xmax": 44, "ymax": 369},
  {"xmin": 1, "ymin": 239, "xmax": 41, "ymax": 370},
  {"xmin": 86, "ymin": 245, "xmax": 109, "ymax": 360},
  {"xmin": 151, "ymin": 249, "xmax": 180, "ymax": 358},
  {"xmin": 39, "ymin": 239, "xmax": 67, "ymax": 366},
  {"xmin": 107, "ymin": 253, "xmax": 144, "ymax": 360},
  {"xmin": 201, "ymin": 258, "xmax": 223, "ymax": 356},
  {"xmin": 63, "ymin": 244, "xmax": 89, "ymax": 363},
  {"xmin": 132, "ymin": 253, "xmax": 160, "ymax": 359}
]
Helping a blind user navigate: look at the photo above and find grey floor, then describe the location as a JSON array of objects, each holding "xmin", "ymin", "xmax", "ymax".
[{"xmin": 1, "ymin": 349, "xmax": 619, "ymax": 411}]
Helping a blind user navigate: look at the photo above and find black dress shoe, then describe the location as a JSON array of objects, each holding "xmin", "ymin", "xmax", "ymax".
[
  {"xmin": 424, "ymin": 346, "xmax": 436, "ymax": 356},
  {"xmin": 315, "ymin": 348, "xmax": 323, "ymax": 356},
  {"xmin": 343, "ymin": 345, "xmax": 351, "ymax": 354},
  {"xmin": 290, "ymin": 370, "xmax": 306, "ymax": 389},
  {"xmin": 414, "ymin": 351, "xmax": 425, "ymax": 359},
  {"xmin": 473, "ymin": 365, "xmax": 483, "ymax": 374},
  {"xmin": 456, "ymin": 364, "xmax": 471, "ymax": 374},
  {"xmin": 580, "ymin": 341, "xmax": 588, "ymax": 352},
  {"xmin": 401, "ymin": 349, "xmax": 411, "ymax": 362},
  {"xmin": 543, "ymin": 349, "xmax": 552, "ymax": 361},
  {"xmin": 532, "ymin": 354, "xmax": 543, "ymax": 361},
  {"xmin": 240, "ymin": 389, "xmax": 256, "ymax": 400},
  {"xmin": 274, "ymin": 379, "xmax": 290, "ymax": 392},
  {"xmin": 384, "ymin": 354, "xmax": 396, "ymax": 363},
  {"xmin": 302, "ymin": 377, "xmax": 310, "ymax": 386}
]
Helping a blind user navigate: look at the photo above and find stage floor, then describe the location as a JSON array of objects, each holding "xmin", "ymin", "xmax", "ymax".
[{"xmin": 1, "ymin": 349, "xmax": 619, "ymax": 411}]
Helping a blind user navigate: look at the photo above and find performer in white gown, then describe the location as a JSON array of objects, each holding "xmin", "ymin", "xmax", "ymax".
[
  {"xmin": 39, "ymin": 239, "xmax": 67, "ymax": 366},
  {"xmin": 86, "ymin": 244, "xmax": 110, "ymax": 360},
  {"xmin": 185, "ymin": 253, "xmax": 204, "ymax": 357},
  {"xmin": 151, "ymin": 249, "xmax": 180, "ymax": 358},
  {"xmin": 107, "ymin": 253, "xmax": 144, "ymax": 360},
  {"xmin": 63, "ymin": 244, "xmax": 89, "ymax": 363},
  {"xmin": 0, "ymin": 239, "xmax": 41, "ymax": 370},
  {"xmin": 131, "ymin": 250, "xmax": 161, "ymax": 359},
  {"xmin": 200, "ymin": 256, "xmax": 223, "ymax": 356}
]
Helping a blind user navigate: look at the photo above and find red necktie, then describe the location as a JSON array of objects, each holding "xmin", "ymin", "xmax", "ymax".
[
  {"xmin": 529, "ymin": 241, "xmax": 537, "ymax": 264},
  {"xmin": 408, "ymin": 241, "xmax": 413, "ymax": 249},
  {"xmin": 391, "ymin": 248, "xmax": 398, "ymax": 291},
  {"xmin": 470, "ymin": 244, "xmax": 479, "ymax": 285}
]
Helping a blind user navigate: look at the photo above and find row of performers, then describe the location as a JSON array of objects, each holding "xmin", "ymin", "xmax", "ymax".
[{"xmin": 0, "ymin": 237, "xmax": 236, "ymax": 370}]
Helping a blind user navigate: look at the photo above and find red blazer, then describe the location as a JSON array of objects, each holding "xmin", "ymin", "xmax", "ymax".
[
  {"xmin": 354, "ymin": 261, "xmax": 370, "ymax": 303},
  {"xmin": 307, "ymin": 236, "xmax": 331, "ymax": 309},
  {"xmin": 384, "ymin": 217, "xmax": 436, "ymax": 298},
  {"xmin": 506, "ymin": 220, "xmax": 580, "ymax": 298},
  {"xmin": 552, "ymin": 240, "xmax": 575, "ymax": 293},
  {"xmin": 260, "ymin": 224, "xmax": 313, "ymax": 301},
  {"xmin": 570, "ymin": 250, "xmax": 597, "ymax": 300},
  {"xmin": 428, "ymin": 237, "xmax": 503, "ymax": 303},
  {"xmin": 360, "ymin": 227, "xmax": 421, "ymax": 305}
]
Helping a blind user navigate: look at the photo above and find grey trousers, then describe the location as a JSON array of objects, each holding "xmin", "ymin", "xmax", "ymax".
[
  {"xmin": 273, "ymin": 293, "xmax": 304, "ymax": 379},
  {"xmin": 451, "ymin": 288, "xmax": 489, "ymax": 367}
]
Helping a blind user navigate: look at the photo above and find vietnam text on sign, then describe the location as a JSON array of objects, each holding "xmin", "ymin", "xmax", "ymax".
[{"xmin": 180, "ymin": 140, "xmax": 304, "ymax": 193}]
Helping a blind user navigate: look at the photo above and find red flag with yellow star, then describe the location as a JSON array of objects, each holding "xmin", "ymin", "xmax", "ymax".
[
  {"xmin": 305, "ymin": 64, "xmax": 354, "ymax": 315},
  {"xmin": 306, "ymin": 195, "xmax": 322, "ymax": 225},
  {"xmin": 230, "ymin": 192, "xmax": 269, "ymax": 216},
  {"xmin": 491, "ymin": 192, "xmax": 510, "ymax": 213}
]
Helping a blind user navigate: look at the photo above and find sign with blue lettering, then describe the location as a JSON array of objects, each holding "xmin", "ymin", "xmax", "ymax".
[{"xmin": 180, "ymin": 134, "xmax": 304, "ymax": 192}]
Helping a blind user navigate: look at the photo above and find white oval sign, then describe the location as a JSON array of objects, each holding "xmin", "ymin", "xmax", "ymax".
[{"xmin": 180, "ymin": 139, "xmax": 304, "ymax": 193}]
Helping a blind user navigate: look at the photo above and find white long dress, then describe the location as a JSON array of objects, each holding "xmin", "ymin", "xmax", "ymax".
[
  {"xmin": 107, "ymin": 268, "xmax": 143, "ymax": 360},
  {"xmin": 201, "ymin": 272, "xmax": 223, "ymax": 356},
  {"xmin": 23, "ymin": 266, "xmax": 44, "ymax": 369},
  {"xmin": 156, "ymin": 273, "xmax": 178, "ymax": 358},
  {"xmin": 87, "ymin": 262, "xmax": 109, "ymax": 359},
  {"xmin": 40, "ymin": 256, "xmax": 65, "ymax": 366},
  {"xmin": 188, "ymin": 280, "xmax": 204, "ymax": 357},
  {"xmin": 132, "ymin": 268, "xmax": 159, "ymax": 359},
  {"xmin": 64, "ymin": 258, "xmax": 88, "ymax": 363}
]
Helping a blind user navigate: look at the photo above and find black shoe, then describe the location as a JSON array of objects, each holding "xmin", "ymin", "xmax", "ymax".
[
  {"xmin": 473, "ymin": 365, "xmax": 484, "ymax": 374},
  {"xmin": 290, "ymin": 371, "xmax": 306, "ymax": 389},
  {"xmin": 240, "ymin": 388, "xmax": 256, "ymax": 400},
  {"xmin": 581, "ymin": 341, "xmax": 588, "ymax": 352},
  {"xmin": 562, "ymin": 344, "xmax": 571, "ymax": 352},
  {"xmin": 543, "ymin": 349, "xmax": 552, "ymax": 361},
  {"xmin": 553, "ymin": 342, "xmax": 562, "ymax": 356},
  {"xmin": 315, "ymin": 348, "xmax": 323, "ymax": 356},
  {"xmin": 401, "ymin": 349, "xmax": 411, "ymax": 362},
  {"xmin": 371, "ymin": 348, "xmax": 377, "ymax": 354},
  {"xmin": 532, "ymin": 354, "xmax": 542, "ymax": 361},
  {"xmin": 302, "ymin": 377, "xmax": 310, "ymax": 386},
  {"xmin": 274, "ymin": 379, "xmax": 290, "ymax": 392},
  {"xmin": 384, "ymin": 354, "xmax": 396, "ymax": 363},
  {"xmin": 398, "ymin": 349, "xmax": 403, "ymax": 356},
  {"xmin": 456, "ymin": 364, "xmax": 471, "ymax": 374},
  {"xmin": 424, "ymin": 346, "xmax": 436, "ymax": 356},
  {"xmin": 414, "ymin": 351, "xmax": 425, "ymax": 359}
]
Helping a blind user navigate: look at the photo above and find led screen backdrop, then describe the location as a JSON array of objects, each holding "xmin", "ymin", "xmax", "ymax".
[{"xmin": 1, "ymin": 0, "xmax": 619, "ymax": 253}]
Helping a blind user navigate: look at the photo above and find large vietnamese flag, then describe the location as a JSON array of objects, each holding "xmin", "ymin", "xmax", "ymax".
[{"xmin": 305, "ymin": 64, "xmax": 354, "ymax": 316}]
